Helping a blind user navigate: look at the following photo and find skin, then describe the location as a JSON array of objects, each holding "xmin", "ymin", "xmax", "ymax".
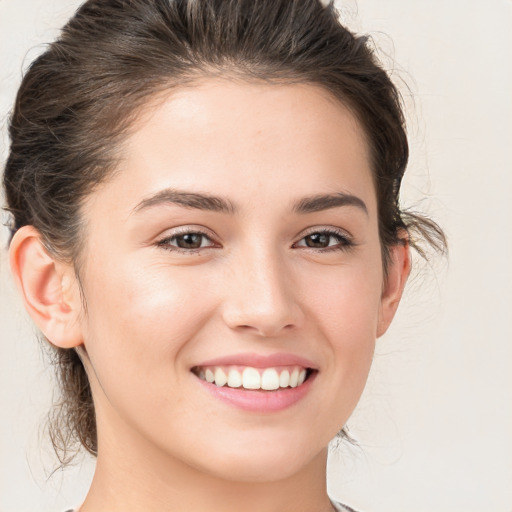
[{"xmin": 9, "ymin": 80, "xmax": 410, "ymax": 512}]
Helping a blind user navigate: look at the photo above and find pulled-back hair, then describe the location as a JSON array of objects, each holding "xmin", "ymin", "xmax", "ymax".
[{"xmin": 3, "ymin": 0, "xmax": 445, "ymax": 464}]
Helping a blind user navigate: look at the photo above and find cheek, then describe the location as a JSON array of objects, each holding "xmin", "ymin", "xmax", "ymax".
[
  {"xmin": 306, "ymin": 258, "xmax": 382, "ymax": 386},
  {"xmin": 78, "ymin": 257, "xmax": 217, "ymax": 390},
  {"xmin": 308, "ymin": 256, "xmax": 383, "ymax": 336}
]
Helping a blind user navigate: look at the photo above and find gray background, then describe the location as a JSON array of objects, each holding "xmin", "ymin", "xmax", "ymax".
[{"xmin": 1, "ymin": 1, "xmax": 511, "ymax": 511}]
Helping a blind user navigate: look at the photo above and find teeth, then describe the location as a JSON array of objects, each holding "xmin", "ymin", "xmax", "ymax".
[
  {"xmin": 214, "ymin": 367, "xmax": 227, "ymax": 387},
  {"xmin": 261, "ymin": 369, "xmax": 279, "ymax": 390},
  {"xmin": 289, "ymin": 368, "xmax": 299, "ymax": 388},
  {"xmin": 242, "ymin": 367, "xmax": 261, "ymax": 389},
  {"xmin": 196, "ymin": 365, "xmax": 311, "ymax": 391},
  {"xmin": 279, "ymin": 370, "xmax": 290, "ymax": 388},
  {"xmin": 227, "ymin": 368, "xmax": 242, "ymax": 388}
]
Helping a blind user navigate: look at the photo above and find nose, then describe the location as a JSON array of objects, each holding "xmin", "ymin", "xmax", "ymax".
[{"xmin": 221, "ymin": 248, "xmax": 304, "ymax": 338}]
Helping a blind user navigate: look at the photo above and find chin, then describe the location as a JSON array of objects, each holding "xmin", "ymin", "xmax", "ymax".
[
  {"xmin": 204, "ymin": 457, "xmax": 307, "ymax": 484},
  {"xmin": 191, "ymin": 433, "xmax": 323, "ymax": 483}
]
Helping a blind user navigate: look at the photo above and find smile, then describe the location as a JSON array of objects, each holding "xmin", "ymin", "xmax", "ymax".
[{"xmin": 192, "ymin": 365, "xmax": 314, "ymax": 391}]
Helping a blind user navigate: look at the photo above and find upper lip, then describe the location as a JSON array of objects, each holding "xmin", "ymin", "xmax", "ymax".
[{"xmin": 192, "ymin": 352, "xmax": 319, "ymax": 370}]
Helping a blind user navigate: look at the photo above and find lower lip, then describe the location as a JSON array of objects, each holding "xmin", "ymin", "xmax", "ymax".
[{"xmin": 194, "ymin": 371, "xmax": 317, "ymax": 413}]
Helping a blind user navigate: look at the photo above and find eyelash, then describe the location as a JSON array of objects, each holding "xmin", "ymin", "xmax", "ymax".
[
  {"xmin": 155, "ymin": 227, "xmax": 354, "ymax": 254},
  {"xmin": 294, "ymin": 228, "xmax": 354, "ymax": 252},
  {"xmin": 156, "ymin": 227, "xmax": 216, "ymax": 254}
]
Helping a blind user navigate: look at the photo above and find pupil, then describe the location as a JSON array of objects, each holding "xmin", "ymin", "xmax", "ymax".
[
  {"xmin": 178, "ymin": 234, "xmax": 202, "ymax": 249},
  {"xmin": 306, "ymin": 233, "xmax": 329, "ymax": 247}
]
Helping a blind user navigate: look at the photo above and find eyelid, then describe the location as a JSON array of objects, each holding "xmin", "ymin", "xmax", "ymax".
[
  {"xmin": 293, "ymin": 226, "xmax": 355, "ymax": 251},
  {"xmin": 299, "ymin": 225, "xmax": 352, "ymax": 238},
  {"xmin": 155, "ymin": 226, "xmax": 220, "ymax": 252},
  {"xmin": 154, "ymin": 225, "xmax": 355, "ymax": 254}
]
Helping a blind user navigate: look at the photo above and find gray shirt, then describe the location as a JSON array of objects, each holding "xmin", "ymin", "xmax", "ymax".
[{"xmin": 65, "ymin": 499, "xmax": 359, "ymax": 511}]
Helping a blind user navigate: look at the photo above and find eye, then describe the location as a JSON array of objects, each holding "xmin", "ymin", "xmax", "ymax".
[
  {"xmin": 294, "ymin": 229, "xmax": 353, "ymax": 252},
  {"xmin": 156, "ymin": 229, "xmax": 216, "ymax": 252}
]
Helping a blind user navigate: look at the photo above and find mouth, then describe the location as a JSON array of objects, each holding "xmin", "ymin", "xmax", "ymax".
[{"xmin": 191, "ymin": 365, "xmax": 317, "ymax": 391}]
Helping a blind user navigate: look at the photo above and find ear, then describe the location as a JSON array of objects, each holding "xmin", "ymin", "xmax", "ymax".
[
  {"xmin": 9, "ymin": 225, "xmax": 83, "ymax": 348},
  {"xmin": 376, "ymin": 238, "xmax": 411, "ymax": 338}
]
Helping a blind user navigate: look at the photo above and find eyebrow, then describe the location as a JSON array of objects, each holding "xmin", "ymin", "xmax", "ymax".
[
  {"xmin": 132, "ymin": 188, "xmax": 368, "ymax": 216},
  {"xmin": 293, "ymin": 192, "xmax": 368, "ymax": 216},
  {"xmin": 132, "ymin": 189, "xmax": 237, "ymax": 215}
]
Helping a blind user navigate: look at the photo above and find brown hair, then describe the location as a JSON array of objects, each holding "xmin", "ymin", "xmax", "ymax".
[{"xmin": 3, "ymin": 0, "xmax": 445, "ymax": 464}]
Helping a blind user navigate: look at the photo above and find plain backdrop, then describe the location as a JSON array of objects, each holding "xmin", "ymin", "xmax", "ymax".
[{"xmin": 1, "ymin": 1, "xmax": 511, "ymax": 511}]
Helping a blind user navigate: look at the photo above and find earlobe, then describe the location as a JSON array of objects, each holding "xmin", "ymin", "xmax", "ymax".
[
  {"xmin": 9, "ymin": 226, "xmax": 83, "ymax": 349},
  {"xmin": 377, "ymin": 239, "xmax": 411, "ymax": 338}
]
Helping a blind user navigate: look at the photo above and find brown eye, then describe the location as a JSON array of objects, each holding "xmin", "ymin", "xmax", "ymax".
[
  {"xmin": 304, "ymin": 233, "xmax": 331, "ymax": 248},
  {"xmin": 295, "ymin": 229, "xmax": 353, "ymax": 251},
  {"xmin": 157, "ymin": 230, "xmax": 216, "ymax": 252},
  {"xmin": 175, "ymin": 233, "xmax": 206, "ymax": 249}
]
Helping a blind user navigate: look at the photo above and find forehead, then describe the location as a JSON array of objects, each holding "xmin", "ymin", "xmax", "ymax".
[
  {"xmin": 132, "ymin": 79, "xmax": 370, "ymax": 162},
  {"xmin": 85, "ymin": 79, "xmax": 376, "ymax": 221}
]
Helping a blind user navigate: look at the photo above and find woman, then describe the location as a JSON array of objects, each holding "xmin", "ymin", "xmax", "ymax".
[{"xmin": 3, "ymin": 1, "xmax": 444, "ymax": 510}]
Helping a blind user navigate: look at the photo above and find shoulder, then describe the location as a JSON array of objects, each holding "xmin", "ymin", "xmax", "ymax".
[{"xmin": 331, "ymin": 500, "xmax": 362, "ymax": 512}]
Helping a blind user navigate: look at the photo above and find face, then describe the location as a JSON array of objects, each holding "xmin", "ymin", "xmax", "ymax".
[{"xmin": 74, "ymin": 80, "xmax": 397, "ymax": 482}]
